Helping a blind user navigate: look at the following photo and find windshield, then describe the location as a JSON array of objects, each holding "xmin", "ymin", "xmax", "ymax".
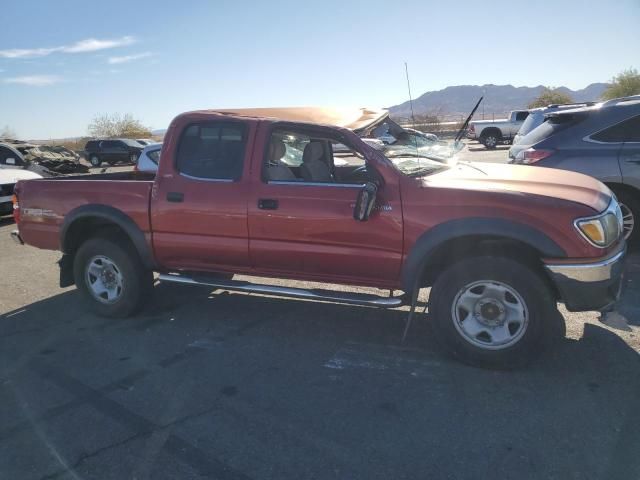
[{"xmin": 382, "ymin": 139, "xmax": 464, "ymax": 176}]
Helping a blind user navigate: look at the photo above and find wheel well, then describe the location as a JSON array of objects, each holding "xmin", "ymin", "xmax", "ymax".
[
  {"xmin": 63, "ymin": 217, "xmax": 134, "ymax": 255},
  {"xmin": 419, "ymin": 235, "xmax": 559, "ymax": 297},
  {"xmin": 605, "ymin": 182, "xmax": 640, "ymax": 200},
  {"xmin": 479, "ymin": 127, "xmax": 502, "ymax": 139}
]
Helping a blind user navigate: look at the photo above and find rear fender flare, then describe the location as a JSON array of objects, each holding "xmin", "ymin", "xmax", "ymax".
[
  {"xmin": 401, "ymin": 217, "xmax": 567, "ymax": 292},
  {"xmin": 60, "ymin": 204, "xmax": 155, "ymax": 269}
]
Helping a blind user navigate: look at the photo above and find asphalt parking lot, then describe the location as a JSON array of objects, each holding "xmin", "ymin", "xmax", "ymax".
[
  {"xmin": 2, "ymin": 141, "xmax": 640, "ymax": 480},
  {"xmin": 457, "ymin": 141, "xmax": 511, "ymax": 163},
  {"xmin": 1, "ymin": 213, "xmax": 640, "ymax": 480}
]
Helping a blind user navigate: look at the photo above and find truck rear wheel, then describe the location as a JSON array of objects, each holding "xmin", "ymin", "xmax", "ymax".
[
  {"xmin": 480, "ymin": 131, "xmax": 500, "ymax": 149},
  {"xmin": 73, "ymin": 237, "xmax": 152, "ymax": 318},
  {"xmin": 429, "ymin": 256, "xmax": 557, "ymax": 369}
]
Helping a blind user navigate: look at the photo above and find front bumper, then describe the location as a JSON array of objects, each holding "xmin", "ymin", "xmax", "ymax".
[{"xmin": 544, "ymin": 246, "xmax": 626, "ymax": 312}]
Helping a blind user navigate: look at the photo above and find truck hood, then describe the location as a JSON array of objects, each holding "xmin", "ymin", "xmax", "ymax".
[
  {"xmin": 422, "ymin": 162, "xmax": 611, "ymax": 212},
  {"xmin": 0, "ymin": 168, "xmax": 42, "ymax": 184}
]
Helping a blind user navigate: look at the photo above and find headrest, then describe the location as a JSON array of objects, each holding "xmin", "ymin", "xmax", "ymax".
[
  {"xmin": 302, "ymin": 141, "xmax": 324, "ymax": 163},
  {"xmin": 269, "ymin": 137, "xmax": 286, "ymax": 161}
]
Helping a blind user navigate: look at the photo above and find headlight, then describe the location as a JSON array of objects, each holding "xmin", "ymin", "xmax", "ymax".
[{"xmin": 574, "ymin": 199, "xmax": 623, "ymax": 247}]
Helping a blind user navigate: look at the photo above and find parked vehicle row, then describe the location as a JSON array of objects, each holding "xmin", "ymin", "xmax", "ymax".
[{"xmin": 11, "ymin": 107, "xmax": 626, "ymax": 369}]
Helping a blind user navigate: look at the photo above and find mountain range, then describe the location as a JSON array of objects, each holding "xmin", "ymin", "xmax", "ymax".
[{"xmin": 388, "ymin": 83, "xmax": 609, "ymax": 119}]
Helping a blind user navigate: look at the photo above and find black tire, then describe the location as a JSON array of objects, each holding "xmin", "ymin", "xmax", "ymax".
[
  {"xmin": 89, "ymin": 155, "xmax": 102, "ymax": 167},
  {"xmin": 479, "ymin": 131, "xmax": 500, "ymax": 149},
  {"xmin": 612, "ymin": 189, "xmax": 639, "ymax": 248},
  {"xmin": 73, "ymin": 237, "xmax": 153, "ymax": 318},
  {"xmin": 429, "ymin": 256, "xmax": 558, "ymax": 369}
]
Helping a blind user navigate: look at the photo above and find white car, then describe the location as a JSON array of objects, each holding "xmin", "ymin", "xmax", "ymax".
[
  {"xmin": 135, "ymin": 143, "xmax": 162, "ymax": 173},
  {"xmin": 0, "ymin": 168, "xmax": 42, "ymax": 216}
]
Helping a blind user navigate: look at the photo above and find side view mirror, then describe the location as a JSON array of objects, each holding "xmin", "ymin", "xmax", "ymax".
[{"xmin": 354, "ymin": 182, "xmax": 378, "ymax": 221}]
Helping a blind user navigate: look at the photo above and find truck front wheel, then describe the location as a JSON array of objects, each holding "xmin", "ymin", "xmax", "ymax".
[
  {"xmin": 429, "ymin": 256, "xmax": 557, "ymax": 369},
  {"xmin": 73, "ymin": 237, "xmax": 152, "ymax": 318}
]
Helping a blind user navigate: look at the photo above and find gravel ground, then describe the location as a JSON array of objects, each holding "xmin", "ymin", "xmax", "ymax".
[{"xmin": 1, "ymin": 212, "xmax": 639, "ymax": 479}]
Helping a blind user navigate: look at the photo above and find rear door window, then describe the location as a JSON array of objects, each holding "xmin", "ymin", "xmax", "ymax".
[
  {"xmin": 515, "ymin": 111, "xmax": 529, "ymax": 121},
  {"xmin": 590, "ymin": 115, "xmax": 640, "ymax": 143},
  {"xmin": 176, "ymin": 122, "xmax": 246, "ymax": 180}
]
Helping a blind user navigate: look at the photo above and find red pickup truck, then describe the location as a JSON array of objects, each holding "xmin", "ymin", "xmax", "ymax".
[{"xmin": 11, "ymin": 108, "xmax": 626, "ymax": 368}]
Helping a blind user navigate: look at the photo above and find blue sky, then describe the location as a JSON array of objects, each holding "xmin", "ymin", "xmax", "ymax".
[{"xmin": 1, "ymin": 0, "xmax": 638, "ymax": 139}]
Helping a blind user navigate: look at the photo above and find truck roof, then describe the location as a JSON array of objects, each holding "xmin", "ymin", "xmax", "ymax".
[{"xmin": 185, "ymin": 107, "xmax": 389, "ymax": 133}]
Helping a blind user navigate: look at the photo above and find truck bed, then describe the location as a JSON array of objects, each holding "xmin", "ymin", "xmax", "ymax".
[{"xmin": 16, "ymin": 172, "xmax": 154, "ymax": 251}]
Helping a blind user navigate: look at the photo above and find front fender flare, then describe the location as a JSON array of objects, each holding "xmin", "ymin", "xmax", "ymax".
[{"xmin": 401, "ymin": 217, "xmax": 566, "ymax": 292}]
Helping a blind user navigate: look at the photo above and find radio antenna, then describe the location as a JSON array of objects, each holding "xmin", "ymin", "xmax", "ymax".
[
  {"xmin": 404, "ymin": 62, "xmax": 416, "ymax": 126},
  {"xmin": 404, "ymin": 62, "xmax": 419, "ymax": 152}
]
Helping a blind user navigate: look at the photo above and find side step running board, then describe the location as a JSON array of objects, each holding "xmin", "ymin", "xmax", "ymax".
[{"xmin": 158, "ymin": 273, "xmax": 405, "ymax": 308}]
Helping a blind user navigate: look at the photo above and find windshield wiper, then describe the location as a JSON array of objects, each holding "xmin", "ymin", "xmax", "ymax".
[{"xmin": 454, "ymin": 96, "xmax": 484, "ymax": 143}]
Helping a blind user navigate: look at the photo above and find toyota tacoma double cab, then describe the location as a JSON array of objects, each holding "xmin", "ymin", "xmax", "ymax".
[
  {"xmin": 11, "ymin": 107, "xmax": 626, "ymax": 368},
  {"xmin": 467, "ymin": 110, "xmax": 530, "ymax": 149}
]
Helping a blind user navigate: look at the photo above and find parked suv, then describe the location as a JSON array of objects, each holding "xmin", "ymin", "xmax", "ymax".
[
  {"xmin": 511, "ymin": 96, "xmax": 640, "ymax": 244},
  {"xmin": 84, "ymin": 139, "xmax": 144, "ymax": 167},
  {"xmin": 509, "ymin": 103, "xmax": 596, "ymax": 161}
]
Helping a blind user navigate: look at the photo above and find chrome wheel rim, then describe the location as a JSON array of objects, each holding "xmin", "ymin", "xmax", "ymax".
[
  {"xmin": 451, "ymin": 280, "xmax": 529, "ymax": 350},
  {"xmin": 484, "ymin": 136, "xmax": 497, "ymax": 147},
  {"xmin": 85, "ymin": 255, "xmax": 124, "ymax": 304},
  {"xmin": 620, "ymin": 202, "xmax": 634, "ymax": 240}
]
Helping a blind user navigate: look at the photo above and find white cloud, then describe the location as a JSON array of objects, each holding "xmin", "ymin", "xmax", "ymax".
[
  {"xmin": 63, "ymin": 36, "xmax": 135, "ymax": 53},
  {"xmin": 0, "ymin": 47, "xmax": 57, "ymax": 59},
  {"xmin": 0, "ymin": 36, "xmax": 136, "ymax": 59},
  {"xmin": 4, "ymin": 75, "xmax": 62, "ymax": 86},
  {"xmin": 108, "ymin": 52, "xmax": 153, "ymax": 64}
]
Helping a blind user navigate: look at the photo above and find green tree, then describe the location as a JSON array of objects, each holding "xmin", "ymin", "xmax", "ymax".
[
  {"xmin": 528, "ymin": 87, "xmax": 574, "ymax": 109},
  {"xmin": 601, "ymin": 68, "xmax": 640, "ymax": 100},
  {"xmin": 88, "ymin": 113, "xmax": 151, "ymax": 138}
]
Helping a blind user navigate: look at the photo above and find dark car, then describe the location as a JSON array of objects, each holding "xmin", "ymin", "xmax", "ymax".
[
  {"xmin": 510, "ymin": 96, "xmax": 640, "ymax": 244},
  {"xmin": 84, "ymin": 139, "xmax": 144, "ymax": 167}
]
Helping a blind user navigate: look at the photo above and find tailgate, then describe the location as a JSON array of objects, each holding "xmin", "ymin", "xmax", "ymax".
[{"xmin": 16, "ymin": 177, "xmax": 153, "ymax": 251}]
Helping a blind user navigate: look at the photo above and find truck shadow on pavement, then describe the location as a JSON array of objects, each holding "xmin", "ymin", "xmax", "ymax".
[{"xmin": 1, "ymin": 268, "xmax": 640, "ymax": 479}]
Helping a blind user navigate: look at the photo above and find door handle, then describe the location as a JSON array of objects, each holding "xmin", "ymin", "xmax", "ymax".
[
  {"xmin": 624, "ymin": 154, "xmax": 640, "ymax": 164},
  {"xmin": 258, "ymin": 198, "xmax": 278, "ymax": 210},
  {"xmin": 166, "ymin": 192, "xmax": 184, "ymax": 203}
]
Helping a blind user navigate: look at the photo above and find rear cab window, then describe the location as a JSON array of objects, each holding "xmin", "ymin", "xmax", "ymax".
[{"xmin": 176, "ymin": 122, "xmax": 247, "ymax": 180}]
